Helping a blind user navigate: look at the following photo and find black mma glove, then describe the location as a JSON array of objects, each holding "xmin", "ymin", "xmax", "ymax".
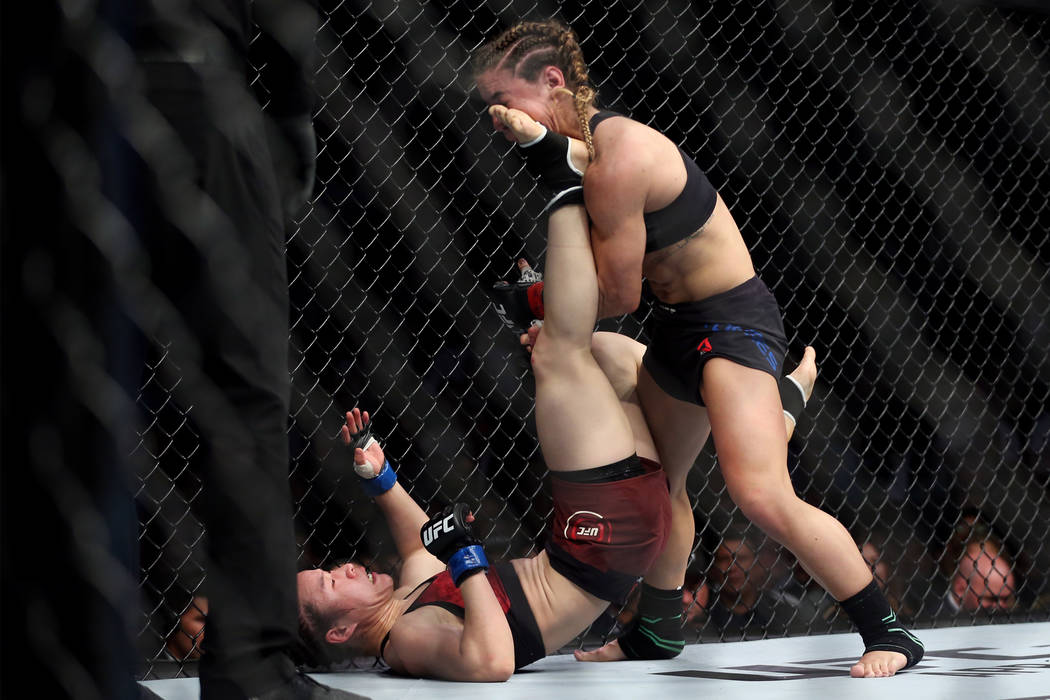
[
  {"xmin": 420, "ymin": 503, "xmax": 489, "ymax": 586},
  {"xmin": 265, "ymin": 113, "xmax": 317, "ymax": 218},
  {"xmin": 346, "ymin": 413, "xmax": 397, "ymax": 497},
  {"xmin": 492, "ymin": 262, "xmax": 544, "ymax": 335},
  {"xmin": 518, "ymin": 125, "xmax": 584, "ymax": 212}
]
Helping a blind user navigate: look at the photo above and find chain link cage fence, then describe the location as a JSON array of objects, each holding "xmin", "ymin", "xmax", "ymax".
[{"xmin": 4, "ymin": 0, "xmax": 1048, "ymax": 688}]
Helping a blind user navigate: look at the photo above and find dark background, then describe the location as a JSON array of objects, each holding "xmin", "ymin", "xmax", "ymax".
[
  {"xmin": 142, "ymin": 0, "xmax": 1050, "ymax": 662},
  {"xmin": 3, "ymin": 0, "xmax": 1047, "ymax": 683}
]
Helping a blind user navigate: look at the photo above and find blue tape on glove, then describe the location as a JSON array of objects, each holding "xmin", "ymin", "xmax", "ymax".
[
  {"xmin": 361, "ymin": 460, "xmax": 397, "ymax": 497},
  {"xmin": 448, "ymin": 544, "xmax": 489, "ymax": 586}
]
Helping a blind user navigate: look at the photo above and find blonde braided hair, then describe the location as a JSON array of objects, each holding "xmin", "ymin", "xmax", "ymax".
[{"xmin": 473, "ymin": 20, "xmax": 598, "ymax": 158}]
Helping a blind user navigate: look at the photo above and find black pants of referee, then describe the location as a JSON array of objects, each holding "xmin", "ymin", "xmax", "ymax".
[{"xmin": 134, "ymin": 59, "xmax": 300, "ymax": 695}]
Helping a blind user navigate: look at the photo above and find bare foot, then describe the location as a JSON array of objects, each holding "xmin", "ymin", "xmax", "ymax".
[
  {"xmin": 489, "ymin": 105, "xmax": 545, "ymax": 142},
  {"xmin": 574, "ymin": 639, "xmax": 627, "ymax": 662},
  {"xmin": 488, "ymin": 105, "xmax": 590, "ymax": 173},
  {"xmin": 789, "ymin": 345, "xmax": 817, "ymax": 403},
  {"xmin": 850, "ymin": 650, "xmax": 908, "ymax": 678}
]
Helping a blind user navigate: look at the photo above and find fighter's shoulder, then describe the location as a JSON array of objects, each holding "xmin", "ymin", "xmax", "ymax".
[
  {"xmin": 593, "ymin": 114, "xmax": 658, "ymax": 145},
  {"xmin": 591, "ymin": 116, "xmax": 668, "ymax": 172}
]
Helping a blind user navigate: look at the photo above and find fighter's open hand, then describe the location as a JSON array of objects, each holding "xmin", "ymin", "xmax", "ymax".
[
  {"xmin": 341, "ymin": 408, "xmax": 385, "ymax": 478},
  {"xmin": 520, "ymin": 323, "xmax": 542, "ymax": 355}
]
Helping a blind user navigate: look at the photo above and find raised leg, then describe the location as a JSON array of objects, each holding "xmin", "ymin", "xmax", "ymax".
[{"xmin": 529, "ymin": 207, "xmax": 636, "ymax": 472}]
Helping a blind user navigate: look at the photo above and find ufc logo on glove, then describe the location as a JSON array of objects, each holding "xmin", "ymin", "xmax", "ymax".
[{"xmin": 422, "ymin": 514, "xmax": 456, "ymax": 547}]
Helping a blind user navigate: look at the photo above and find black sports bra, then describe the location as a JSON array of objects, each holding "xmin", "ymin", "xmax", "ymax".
[
  {"xmin": 589, "ymin": 110, "xmax": 718, "ymax": 254},
  {"xmin": 378, "ymin": 562, "xmax": 545, "ymax": 670}
]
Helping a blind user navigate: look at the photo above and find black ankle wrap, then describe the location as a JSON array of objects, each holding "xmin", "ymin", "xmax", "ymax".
[
  {"xmin": 518, "ymin": 126, "xmax": 584, "ymax": 212},
  {"xmin": 778, "ymin": 374, "xmax": 806, "ymax": 425},
  {"xmin": 839, "ymin": 579, "xmax": 924, "ymax": 669},
  {"xmin": 618, "ymin": 582, "xmax": 685, "ymax": 660}
]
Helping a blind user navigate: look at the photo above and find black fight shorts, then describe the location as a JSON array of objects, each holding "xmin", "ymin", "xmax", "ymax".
[
  {"xmin": 642, "ymin": 276, "xmax": 788, "ymax": 406},
  {"xmin": 545, "ymin": 458, "xmax": 671, "ymax": 605}
]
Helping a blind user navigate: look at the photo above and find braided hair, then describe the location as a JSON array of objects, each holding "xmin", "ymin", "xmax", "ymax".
[{"xmin": 473, "ymin": 19, "xmax": 598, "ymax": 157}]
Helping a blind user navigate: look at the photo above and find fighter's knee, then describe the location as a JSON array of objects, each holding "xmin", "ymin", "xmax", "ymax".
[
  {"xmin": 528, "ymin": 332, "xmax": 558, "ymax": 377},
  {"xmin": 590, "ymin": 333, "xmax": 644, "ymax": 396},
  {"xmin": 530, "ymin": 331, "xmax": 586, "ymax": 379},
  {"xmin": 590, "ymin": 331, "xmax": 642, "ymax": 371},
  {"xmin": 731, "ymin": 489, "xmax": 798, "ymax": 541},
  {"xmin": 588, "ymin": 330, "xmax": 617, "ymax": 357}
]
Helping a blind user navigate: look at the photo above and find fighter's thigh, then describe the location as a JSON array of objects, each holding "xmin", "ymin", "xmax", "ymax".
[
  {"xmin": 590, "ymin": 332, "xmax": 656, "ymax": 461},
  {"xmin": 700, "ymin": 358, "xmax": 791, "ymax": 498},
  {"xmin": 636, "ymin": 365, "xmax": 711, "ymax": 493}
]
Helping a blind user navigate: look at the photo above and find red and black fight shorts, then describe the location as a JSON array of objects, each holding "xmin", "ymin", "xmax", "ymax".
[
  {"xmin": 545, "ymin": 457, "xmax": 671, "ymax": 605},
  {"xmin": 642, "ymin": 276, "xmax": 788, "ymax": 406}
]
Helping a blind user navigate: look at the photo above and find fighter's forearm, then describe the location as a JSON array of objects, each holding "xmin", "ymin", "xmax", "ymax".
[{"xmin": 374, "ymin": 480, "xmax": 432, "ymax": 559}]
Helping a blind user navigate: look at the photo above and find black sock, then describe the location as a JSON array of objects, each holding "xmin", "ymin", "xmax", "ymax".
[
  {"xmin": 618, "ymin": 583, "xmax": 686, "ymax": 660},
  {"xmin": 838, "ymin": 579, "xmax": 924, "ymax": 669}
]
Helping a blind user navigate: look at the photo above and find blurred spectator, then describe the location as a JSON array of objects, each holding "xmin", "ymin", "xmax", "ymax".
[
  {"xmin": 947, "ymin": 540, "xmax": 1017, "ymax": 613},
  {"xmin": 925, "ymin": 535, "xmax": 1018, "ymax": 619},
  {"xmin": 924, "ymin": 504, "xmax": 1031, "ymax": 621},
  {"xmin": 938, "ymin": 507, "xmax": 988, "ymax": 579},
  {"xmin": 705, "ymin": 533, "xmax": 789, "ymax": 639},
  {"xmin": 857, "ymin": 531, "xmax": 920, "ymax": 622},
  {"xmin": 766, "ymin": 554, "xmax": 828, "ymax": 630},
  {"xmin": 167, "ymin": 597, "xmax": 208, "ymax": 661},
  {"xmin": 682, "ymin": 566, "xmax": 710, "ymax": 633},
  {"xmin": 861, "ymin": 541, "xmax": 889, "ymax": 592},
  {"xmin": 768, "ymin": 531, "xmax": 922, "ymax": 634}
]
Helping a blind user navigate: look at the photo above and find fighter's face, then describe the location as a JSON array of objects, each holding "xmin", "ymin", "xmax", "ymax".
[
  {"xmin": 960, "ymin": 565, "xmax": 1015, "ymax": 611},
  {"xmin": 297, "ymin": 561, "xmax": 394, "ymax": 623},
  {"xmin": 861, "ymin": 543, "xmax": 890, "ymax": 591},
  {"xmin": 712, "ymin": 539, "xmax": 756, "ymax": 594},
  {"xmin": 476, "ymin": 69, "xmax": 556, "ymax": 140}
]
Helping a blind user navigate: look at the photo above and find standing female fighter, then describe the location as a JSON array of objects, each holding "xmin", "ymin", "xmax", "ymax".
[{"xmin": 473, "ymin": 20, "xmax": 923, "ymax": 677}]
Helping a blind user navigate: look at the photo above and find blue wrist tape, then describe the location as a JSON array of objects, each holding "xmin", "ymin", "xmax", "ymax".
[
  {"xmin": 362, "ymin": 460, "xmax": 397, "ymax": 497},
  {"xmin": 448, "ymin": 544, "xmax": 488, "ymax": 586}
]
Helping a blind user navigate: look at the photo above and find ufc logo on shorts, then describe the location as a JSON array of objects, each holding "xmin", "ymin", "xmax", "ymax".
[
  {"xmin": 564, "ymin": 510, "xmax": 611, "ymax": 543},
  {"xmin": 422, "ymin": 514, "xmax": 455, "ymax": 547}
]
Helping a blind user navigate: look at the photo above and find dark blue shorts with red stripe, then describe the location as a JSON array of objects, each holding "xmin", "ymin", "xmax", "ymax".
[{"xmin": 642, "ymin": 276, "xmax": 788, "ymax": 406}]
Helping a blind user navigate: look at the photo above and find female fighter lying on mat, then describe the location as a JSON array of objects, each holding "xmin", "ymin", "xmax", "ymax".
[
  {"xmin": 296, "ymin": 342, "xmax": 814, "ymax": 681},
  {"xmin": 475, "ymin": 19, "xmax": 923, "ymax": 677},
  {"xmin": 296, "ymin": 94, "xmax": 814, "ymax": 681}
]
